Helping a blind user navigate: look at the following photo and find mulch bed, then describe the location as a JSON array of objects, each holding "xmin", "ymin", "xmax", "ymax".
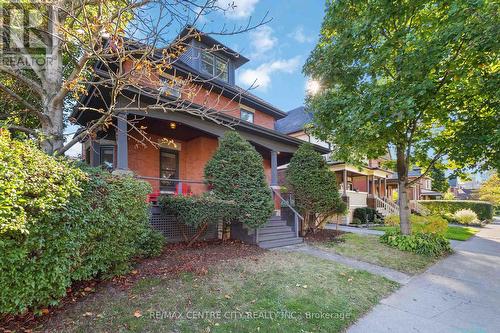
[
  {"xmin": 1, "ymin": 240, "xmax": 264, "ymax": 333},
  {"xmin": 303, "ymin": 229, "xmax": 345, "ymax": 243}
]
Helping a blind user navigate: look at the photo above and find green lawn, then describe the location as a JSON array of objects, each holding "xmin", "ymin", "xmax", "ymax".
[
  {"xmin": 372, "ymin": 225, "xmax": 479, "ymax": 241},
  {"xmin": 41, "ymin": 251, "xmax": 398, "ymax": 333},
  {"xmin": 313, "ymin": 233, "xmax": 438, "ymax": 275}
]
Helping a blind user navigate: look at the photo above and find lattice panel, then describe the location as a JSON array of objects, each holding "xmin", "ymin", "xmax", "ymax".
[{"xmin": 149, "ymin": 208, "xmax": 218, "ymax": 243}]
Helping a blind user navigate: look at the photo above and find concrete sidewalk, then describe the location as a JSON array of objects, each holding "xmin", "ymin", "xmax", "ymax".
[
  {"xmin": 325, "ymin": 223, "xmax": 384, "ymax": 236},
  {"xmin": 349, "ymin": 219, "xmax": 500, "ymax": 333}
]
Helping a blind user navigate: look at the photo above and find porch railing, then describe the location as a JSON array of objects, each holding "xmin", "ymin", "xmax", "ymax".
[
  {"xmin": 271, "ymin": 188, "xmax": 303, "ymax": 238},
  {"xmin": 135, "ymin": 176, "xmax": 207, "ymax": 198},
  {"xmin": 375, "ymin": 196, "xmax": 399, "ymax": 215}
]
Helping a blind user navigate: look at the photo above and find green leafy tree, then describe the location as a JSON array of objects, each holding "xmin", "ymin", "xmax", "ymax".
[
  {"xmin": 286, "ymin": 144, "xmax": 346, "ymax": 235},
  {"xmin": 204, "ymin": 131, "xmax": 273, "ymax": 228},
  {"xmin": 304, "ymin": 0, "xmax": 499, "ymax": 234},
  {"xmin": 431, "ymin": 167, "xmax": 449, "ymax": 193},
  {"xmin": 479, "ymin": 174, "xmax": 500, "ymax": 205}
]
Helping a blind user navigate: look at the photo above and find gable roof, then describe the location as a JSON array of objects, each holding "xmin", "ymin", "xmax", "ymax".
[{"xmin": 275, "ymin": 106, "xmax": 313, "ymax": 134}]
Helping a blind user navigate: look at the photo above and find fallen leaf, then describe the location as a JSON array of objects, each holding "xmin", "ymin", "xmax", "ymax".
[
  {"xmin": 41, "ymin": 308, "xmax": 49, "ymax": 315},
  {"xmin": 84, "ymin": 287, "xmax": 92, "ymax": 292},
  {"xmin": 302, "ymin": 285, "xmax": 308, "ymax": 289},
  {"xmin": 224, "ymin": 294, "xmax": 231, "ymax": 299},
  {"xmin": 83, "ymin": 312, "xmax": 93, "ymax": 317},
  {"xmin": 131, "ymin": 270, "xmax": 139, "ymax": 275},
  {"xmin": 134, "ymin": 310, "xmax": 142, "ymax": 318}
]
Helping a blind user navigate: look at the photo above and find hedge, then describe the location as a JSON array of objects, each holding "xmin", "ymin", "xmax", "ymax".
[
  {"xmin": 352, "ymin": 207, "xmax": 379, "ymax": 224},
  {"xmin": 418, "ymin": 200, "xmax": 493, "ymax": 221},
  {"xmin": 0, "ymin": 133, "xmax": 164, "ymax": 314}
]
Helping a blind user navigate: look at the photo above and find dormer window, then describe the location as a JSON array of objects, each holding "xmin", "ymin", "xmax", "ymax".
[{"xmin": 201, "ymin": 51, "xmax": 229, "ymax": 82}]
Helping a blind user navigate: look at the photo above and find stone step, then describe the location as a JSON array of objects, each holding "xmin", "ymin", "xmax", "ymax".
[
  {"xmin": 265, "ymin": 219, "xmax": 288, "ymax": 227},
  {"xmin": 258, "ymin": 237, "xmax": 303, "ymax": 249},
  {"xmin": 258, "ymin": 225, "xmax": 293, "ymax": 234},
  {"xmin": 259, "ymin": 231, "xmax": 297, "ymax": 242}
]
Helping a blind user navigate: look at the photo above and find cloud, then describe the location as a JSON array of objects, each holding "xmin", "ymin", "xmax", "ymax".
[
  {"xmin": 249, "ymin": 26, "xmax": 277, "ymax": 57},
  {"xmin": 288, "ymin": 26, "xmax": 315, "ymax": 43},
  {"xmin": 217, "ymin": 0, "xmax": 260, "ymax": 19},
  {"xmin": 238, "ymin": 57, "xmax": 301, "ymax": 91}
]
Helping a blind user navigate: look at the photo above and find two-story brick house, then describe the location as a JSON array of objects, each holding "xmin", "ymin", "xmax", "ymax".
[{"xmin": 72, "ymin": 27, "xmax": 328, "ymax": 247}]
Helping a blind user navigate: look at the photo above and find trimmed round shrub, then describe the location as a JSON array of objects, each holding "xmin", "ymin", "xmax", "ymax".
[
  {"xmin": 204, "ymin": 131, "xmax": 273, "ymax": 228},
  {"xmin": 0, "ymin": 135, "xmax": 164, "ymax": 314},
  {"xmin": 453, "ymin": 209, "xmax": 480, "ymax": 226}
]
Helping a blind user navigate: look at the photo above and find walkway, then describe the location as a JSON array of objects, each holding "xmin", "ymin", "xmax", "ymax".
[
  {"xmin": 276, "ymin": 243, "xmax": 411, "ymax": 284},
  {"xmin": 325, "ymin": 223, "xmax": 384, "ymax": 236},
  {"xmin": 349, "ymin": 219, "xmax": 500, "ymax": 333}
]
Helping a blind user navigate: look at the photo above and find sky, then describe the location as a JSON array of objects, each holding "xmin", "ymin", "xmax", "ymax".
[
  {"xmin": 65, "ymin": 0, "xmax": 326, "ymax": 157},
  {"xmin": 206, "ymin": 0, "xmax": 326, "ymax": 111}
]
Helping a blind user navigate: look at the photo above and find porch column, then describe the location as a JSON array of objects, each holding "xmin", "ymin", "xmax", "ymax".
[
  {"xmin": 378, "ymin": 177, "xmax": 382, "ymax": 197},
  {"xmin": 116, "ymin": 113, "xmax": 128, "ymax": 170},
  {"xmin": 384, "ymin": 178, "xmax": 387, "ymax": 198},
  {"xmin": 270, "ymin": 150, "xmax": 278, "ymax": 186},
  {"xmin": 343, "ymin": 169, "xmax": 347, "ymax": 196}
]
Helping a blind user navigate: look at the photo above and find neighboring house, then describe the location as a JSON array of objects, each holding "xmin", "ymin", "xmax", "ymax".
[
  {"xmin": 386, "ymin": 167, "xmax": 442, "ymax": 201},
  {"xmin": 276, "ymin": 106, "xmax": 397, "ymax": 223},
  {"xmin": 71, "ymin": 27, "xmax": 329, "ymax": 248},
  {"xmin": 449, "ymin": 176, "xmax": 480, "ymax": 200}
]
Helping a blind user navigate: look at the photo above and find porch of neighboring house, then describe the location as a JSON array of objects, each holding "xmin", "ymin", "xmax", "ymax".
[
  {"xmin": 328, "ymin": 163, "xmax": 398, "ymax": 224},
  {"xmin": 82, "ymin": 110, "xmax": 325, "ymax": 248}
]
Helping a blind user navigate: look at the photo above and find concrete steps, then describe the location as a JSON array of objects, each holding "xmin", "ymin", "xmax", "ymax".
[{"xmin": 257, "ymin": 216, "xmax": 302, "ymax": 249}]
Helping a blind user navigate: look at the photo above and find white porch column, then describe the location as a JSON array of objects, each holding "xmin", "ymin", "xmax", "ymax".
[
  {"xmin": 116, "ymin": 113, "xmax": 128, "ymax": 171},
  {"xmin": 343, "ymin": 169, "xmax": 347, "ymax": 196}
]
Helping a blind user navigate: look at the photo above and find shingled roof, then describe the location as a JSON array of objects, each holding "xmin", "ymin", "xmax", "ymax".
[{"xmin": 275, "ymin": 106, "xmax": 313, "ymax": 134}]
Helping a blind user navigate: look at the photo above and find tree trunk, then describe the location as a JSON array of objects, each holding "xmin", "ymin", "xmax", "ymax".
[
  {"xmin": 396, "ymin": 145, "xmax": 412, "ymax": 235},
  {"xmin": 40, "ymin": 100, "xmax": 64, "ymax": 154}
]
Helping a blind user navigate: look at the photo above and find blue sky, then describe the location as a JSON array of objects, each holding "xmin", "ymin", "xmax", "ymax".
[{"xmin": 200, "ymin": 0, "xmax": 326, "ymax": 111}]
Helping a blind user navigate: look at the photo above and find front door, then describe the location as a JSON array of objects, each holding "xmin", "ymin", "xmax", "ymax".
[{"xmin": 160, "ymin": 149, "xmax": 179, "ymax": 192}]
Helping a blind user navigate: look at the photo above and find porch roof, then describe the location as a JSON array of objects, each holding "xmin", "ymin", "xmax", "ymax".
[{"xmin": 328, "ymin": 162, "xmax": 393, "ymax": 178}]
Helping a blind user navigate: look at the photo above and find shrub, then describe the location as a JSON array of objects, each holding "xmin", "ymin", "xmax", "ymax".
[
  {"xmin": 0, "ymin": 139, "xmax": 164, "ymax": 315},
  {"xmin": 382, "ymin": 214, "xmax": 447, "ymax": 235},
  {"xmin": 380, "ymin": 230, "xmax": 451, "ymax": 257},
  {"xmin": 453, "ymin": 209, "xmax": 480, "ymax": 226},
  {"xmin": 204, "ymin": 131, "xmax": 273, "ymax": 228},
  {"xmin": 0, "ymin": 131, "xmax": 84, "ymax": 235},
  {"xmin": 384, "ymin": 214, "xmax": 400, "ymax": 226},
  {"xmin": 418, "ymin": 200, "xmax": 493, "ymax": 221},
  {"xmin": 286, "ymin": 144, "xmax": 346, "ymax": 234},
  {"xmin": 352, "ymin": 207, "xmax": 378, "ymax": 224},
  {"xmin": 159, "ymin": 194, "xmax": 237, "ymax": 245}
]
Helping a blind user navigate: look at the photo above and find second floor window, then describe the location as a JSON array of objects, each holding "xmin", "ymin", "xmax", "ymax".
[
  {"xmin": 240, "ymin": 109, "xmax": 254, "ymax": 123},
  {"xmin": 201, "ymin": 51, "xmax": 229, "ymax": 82}
]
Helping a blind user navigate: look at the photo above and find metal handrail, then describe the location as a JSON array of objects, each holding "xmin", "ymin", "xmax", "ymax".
[{"xmin": 271, "ymin": 188, "xmax": 304, "ymax": 221}]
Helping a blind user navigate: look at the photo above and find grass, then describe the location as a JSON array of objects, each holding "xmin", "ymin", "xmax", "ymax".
[
  {"xmin": 313, "ymin": 234, "xmax": 438, "ymax": 275},
  {"xmin": 372, "ymin": 225, "xmax": 479, "ymax": 241},
  {"xmin": 42, "ymin": 251, "xmax": 398, "ymax": 333}
]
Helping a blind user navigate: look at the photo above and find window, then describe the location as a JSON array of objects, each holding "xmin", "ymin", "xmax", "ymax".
[
  {"xmin": 100, "ymin": 146, "xmax": 114, "ymax": 170},
  {"xmin": 201, "ymin": 51, "xmax": 229, "ymax": 82},
  {"xmin": 160, "ymin": 149, "xmax": 179, "ymax": 192},
  {"xmin": 240, "ymin": 109, "xmax": 254, "ymax": 123},
  {"xmin": 159, "ymin": 76, "xmax": 181, "ymax": 98}
]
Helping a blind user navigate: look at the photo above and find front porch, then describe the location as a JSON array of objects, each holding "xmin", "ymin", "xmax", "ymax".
[{"xmin": 329, "ymin": 163, "xmax": 397, "ymax": 223}]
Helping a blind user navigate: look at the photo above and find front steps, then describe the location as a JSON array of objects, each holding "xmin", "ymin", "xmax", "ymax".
[{"xmin": 258, "ymin": 216, "xmax": 303, "ymax": 249}]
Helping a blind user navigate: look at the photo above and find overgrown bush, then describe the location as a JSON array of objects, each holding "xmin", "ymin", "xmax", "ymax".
[
  {"xmin": 454, "ymin": 209, "xmax": 480, "ymax": 226},
  {"xmin": 0, "ymin": 130, "xmax": 83, "ymax": 234},
  {"xmin": 419, "ymin": 200, "xmax": 493, "ymax": 221},
  {"xmin": 159, "ymin": 194, "xmax": 237, "ymax": 245},
  {"xmin": 382, "ymin": 214, "xmax": 447, "ymax": 235},
  {"xmin": 380, "ymin": 230, "xmax": 451, "ymax": 257},
  {"xmin": 352, "ymin": 207, "xmax": 378, "ymax": 224},
  {"xmin": 286, "ymin": 143, "xmax": 346, "ymax": 234},
  {"xmin": 0, "ymin": 135, "xmax": 164, "ymax": 314},
  {"xmin": 204, "ymin": 131, "xmax": 273, "ymax": 228}
]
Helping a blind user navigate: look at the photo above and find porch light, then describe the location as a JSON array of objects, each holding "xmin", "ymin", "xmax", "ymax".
[{"xmin": 169, "ymin": 122, "xmax": 177, "ymax": 129}]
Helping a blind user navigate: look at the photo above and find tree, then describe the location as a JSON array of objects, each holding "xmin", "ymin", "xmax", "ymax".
[
  {"xmin": 286, "ymin": 143, "xmax": 346, "ymax": 235},
  {"xmin": 430, "ymin": 167, "xmax": 449, "ymax": 194},
  {"xmin": 0, "ymin": 1, "xmax": 268, "ymax": 154},
  {"xmin": 204, "ymin": 131, "xmax": 274, "ymax": 229},
  {"xmin": 479, "ymin": 174, "xmax": 500, "ymax": 205},
  {"xmin": 304, "ymin": 0, "xmax": 499, "ymax": 234}
]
